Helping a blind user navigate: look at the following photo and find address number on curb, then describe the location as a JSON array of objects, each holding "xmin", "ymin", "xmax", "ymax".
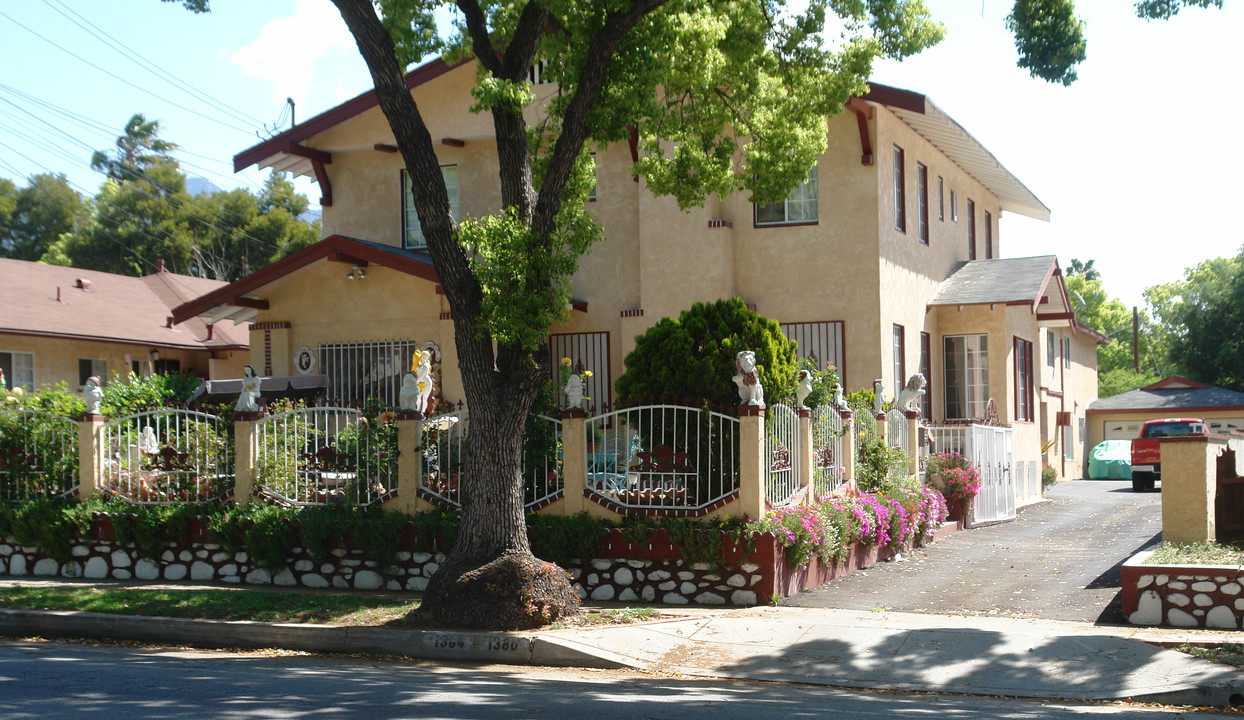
[
  {"xmin": 424, "ymin": 634, "xmax": 473, "ymax": 651},
  {"xmin": 421, "ymin": 633, "xmax": 529, "ymax": 655}
]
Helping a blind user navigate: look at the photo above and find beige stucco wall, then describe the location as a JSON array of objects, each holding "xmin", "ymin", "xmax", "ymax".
[{"xmin": 0, "ymin": 333, "xmax": 241, "ymax": 394}]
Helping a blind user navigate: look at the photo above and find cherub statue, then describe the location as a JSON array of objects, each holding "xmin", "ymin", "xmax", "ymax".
[
  {"xmin": 398, "ymin": 371, "xmax": 421, "ymax": 413},
  {"xmin": 413, "ymin": 351, "xmax": 434, "ymax": 413},
  {"xmin": 733, "ymin": 351, "xmax": 764, "ymax": 406},
  {"xmin": 235, "ymin": 365, "xmax": 261, "ymax": 413},
  {"xmin": 873, "ymin": 379, "xmax": 885, "ymax": 415},
  {"xmin": 564, "ymin": 372, "xmax": 584, "ymax": 409}
]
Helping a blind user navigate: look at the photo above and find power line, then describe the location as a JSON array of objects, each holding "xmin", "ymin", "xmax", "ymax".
[
  {"xmin": 0, "ymin": 7, "xmax": 255, "ymax": 136},
  {"xmin": 41, "ymin": 0, "xmax": 267, "ymax": 130}
]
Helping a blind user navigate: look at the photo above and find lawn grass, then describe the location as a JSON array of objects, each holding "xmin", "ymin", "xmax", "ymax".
[
  {"xmin": 0, "ymin": 586, "xmax": 666, "ymax": 628},
  {"xmin": 1145, "ymin": 541, "xmax": 1244, "ymax": 566},
  {"xmin": 0, "ymin": 586, "xmax": 420, "ymax": 625}
]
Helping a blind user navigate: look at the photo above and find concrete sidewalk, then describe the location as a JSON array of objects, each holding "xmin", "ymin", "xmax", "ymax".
[{"xmin": 2, "ymin": 593, "xmax": 1243, "ymax": 707}]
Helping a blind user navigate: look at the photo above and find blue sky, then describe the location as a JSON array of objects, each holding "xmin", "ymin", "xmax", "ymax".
[{"xmin": 2, "ymin": 0, "xmax": 1240, "ymax": 313}]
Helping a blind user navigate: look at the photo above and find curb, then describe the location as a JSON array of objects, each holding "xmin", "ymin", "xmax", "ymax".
[{"xmin": 0, "ymin": 609, "xmax": 627, "ymax": 670}]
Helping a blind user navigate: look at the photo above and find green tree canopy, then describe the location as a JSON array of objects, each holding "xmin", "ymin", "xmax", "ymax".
[
  {"xmin": 0, "ymin": 174, "xmax": 87, "ymax": 262},
  {"xmin": 1145, "ymin": 253, "xmax": 1244, "ymax": 391},
  {"xmin": 615, "ymin": 297, "xmax": 798, "ymax": 409}
]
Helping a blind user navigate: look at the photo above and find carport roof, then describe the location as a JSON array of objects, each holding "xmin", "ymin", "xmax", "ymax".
[{"xmin": 1087, "ymin": 377, "xmax": 1244, "ymax": 413}]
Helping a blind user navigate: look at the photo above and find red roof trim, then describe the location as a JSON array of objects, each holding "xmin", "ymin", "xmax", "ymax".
[
  {"xmin": 860, "ymin": 83, "xmax": 927, "ymax": 114},
  {"xmin": 170, "ymin": 235, "xmax": 440, "ymax": 325},
  {"xmin": 1143, "ymin": 375, "xmax": 1210, "ymax": 390},
  {"xmin": 233, "ymin": 57, "xmax": 461, "ymax": 173}
]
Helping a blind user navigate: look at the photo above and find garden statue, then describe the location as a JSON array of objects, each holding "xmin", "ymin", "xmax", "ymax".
[
  {"xmin": 564, "ymin": 372, "xmax": 584, "ymax": 409},
  {"xmin": 398, "ymin": 371, "xmax": 422, "ymax": 413},
  {"xmin": 733, "ymin": 350, "xmax": 764, "ymax": 406},
  {"xmin": 873, "ymin": 379, "xmax": 885, "ymax": 415},
  {"xmin": 235, "ymin": 365, "xmax": 261, "ymax": 413},
  {"xmin": 139, "ymin": 425, "xmax": 159, "ymax": 455},
  {"xmin": 413, "ymin": 350, "xmax": 434, "ymax": 413},
  {"xmin": 831, "ymin": 384, "xmax": 849, "ymax": 413},
  {"xmin": 795, "ymin": 369, "xmax": 813, "ymax": 407},
  {"xmin": 896, "ymin": 373, "xmax": 927, "ymax": 412},
  {"xmin": 83, "ymin": 376, "xmax": 103, "ymax": 414}
]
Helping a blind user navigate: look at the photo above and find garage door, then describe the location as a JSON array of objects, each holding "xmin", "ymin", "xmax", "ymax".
[
  {"xmin": 1209, "ymin": 418, "xmax": 1244, "ymax": 434},
  {"xmin": 1104, "ymin": 421, "xmax": 1143, "ymax": 441}
]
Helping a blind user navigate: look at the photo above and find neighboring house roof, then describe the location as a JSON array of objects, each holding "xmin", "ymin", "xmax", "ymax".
[
  {"xmin": 233, "ymin": 57, "xmax": 1047, "ymax": 221},
  {"xmin": 170, "ymin": 235, "xmax": 438, "ymax": 326},
  {"xmin": 928, "ymin": 256, "xmax": 1108, "ymax": 345},
  {"xmin": 1088, "ymin": 377, "xmax": 1244, "ymax": 414},
  {"xmin": 0, "ymin": 258, "xmax": 247, "ymax": 351}
]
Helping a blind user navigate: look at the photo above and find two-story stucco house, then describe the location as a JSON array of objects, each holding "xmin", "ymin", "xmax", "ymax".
[{"xmin": 171, "ymin": 57, "xmax": 1104, "ymax": 499}]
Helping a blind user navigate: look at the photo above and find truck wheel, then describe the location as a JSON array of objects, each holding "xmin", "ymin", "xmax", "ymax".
[{"xmin": 1132, "ymin": 472, "xmax": 1156, "ymax": 492}]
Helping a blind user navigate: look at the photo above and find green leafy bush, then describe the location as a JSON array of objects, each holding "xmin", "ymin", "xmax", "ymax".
[{"xmin": 101, "ymin": 372, "xmax": 203, "ymax": 416}]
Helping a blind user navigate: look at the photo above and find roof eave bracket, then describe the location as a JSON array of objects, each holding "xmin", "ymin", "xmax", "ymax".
[
  {"xmin": 283, "ymin": 143, "xmax": 333, "ymax": 207},
  {"xmin": 847, "ymin": 97, "xmax": 874, "ymax": 166}
]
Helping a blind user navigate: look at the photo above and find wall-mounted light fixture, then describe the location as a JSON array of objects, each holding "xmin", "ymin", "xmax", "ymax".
[{"xmin": 346, "ymin": 265, "xmax": 366, "ymax": 281}]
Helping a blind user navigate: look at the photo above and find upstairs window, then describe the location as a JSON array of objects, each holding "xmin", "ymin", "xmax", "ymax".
[
  {"xmin": 893, "ymin": 324, "xmax": 905, "ymax": 390},
  {"xmin": 893, "ymin": 146, "xmax": 906, "ymax": 232},
  {"xmin": 919, "ymin": 332, "xmax": 932, "ymax": 421},
  {"xmin": 755, "ymin": 166, "xmax": 818, "ymax": 226},
  {"xmin": 1063, "ymin": 336, "xmax": 1072, "ymax": 369},
  {"xmin": 985, "ymin": 210, "xmax": 994, "ymax": 259},
  {"xmin": 967, "ymin": 199, "xmax": 977, "ymax": 260},
  {"xmin": 937, "ymin": 176, "xmax": 944, "ymax": 221},
  {"xmin": 917, "ymin": 163, "xmax": 929, "ymax": 244},
  {"xmin": 951, "ymin": 190, "xmax": 959, "ymax": 222},
  {"xmin": 1046, "ymin": 330, "xmax": 1056, "ymax": 368},
  {"xmin": 403, "ymin": 166, "xmax": 459, "ymax": 249}
]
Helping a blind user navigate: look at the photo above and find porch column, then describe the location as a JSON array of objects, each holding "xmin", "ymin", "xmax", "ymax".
[
  {"xmin": 738, "ymin": 404, "xmax": 767, "ymax": 520},
  {"xmin": 77, "ymin": 413, "xmax": 104, "ymax": 499},
  {"xmin": 559, "ymin": 410, "xmax": 587, "ymax": 515},
  {"xmin": 232, "ymin": 411, "xmax": 263, "ymax": 505},
  {"xmin": 798, "ymin": 407, "xmax": 814, "ymax": 502}
]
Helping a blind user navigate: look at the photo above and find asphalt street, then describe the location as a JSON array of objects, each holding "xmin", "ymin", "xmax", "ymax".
[
  {"xmin": 783, "ymin": 479, "xmax": 1162, "ymax": 624},
  {"xmin": 0, "ymin": 639, "xmax": 1233, "ymax": 720}
]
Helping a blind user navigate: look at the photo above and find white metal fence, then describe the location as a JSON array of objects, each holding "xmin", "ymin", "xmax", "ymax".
[
  {"xmin": 523, "ymin": 414, "xmax": 562, "ymax": 509},
  {"xmin": 926, "ymin": 422, "xmax": 1016, "ymax": 524},
  {"xmin": 101, "ymin": 409, "xmax": 233, "ymax": 504},
  {"xmin": 0, "ymin": 409, "xmax": 78, "ymax": 501},
  {"xmin": 419, "ymin": 410, "xmax": 469, "ymax": 508},
  {"xmin": 812, "ymin": 405, "xmax": 846, "ymax": 495},
  {"xmin": 585, "ymin": 404, "xmax": 739, "ymax": 512},
  {"xmin": 766, "ymin": 403, "xmax": 801, "ymax": 506},
  {"xmin": 254, "ymin": 407, "xmax": 397, "ymax": 506}
]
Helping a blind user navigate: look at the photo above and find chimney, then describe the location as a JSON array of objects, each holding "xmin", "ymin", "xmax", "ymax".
[
  {"xmin": 75, "ymin": 278, "xmax": 91, "ymax": 290},
  {"xmin": 57, "ymin": 287, "xmax": 62, "ymax": 302},
  {"xmin": 206, "ymin": 323, "xmax": 215, "ymax": 341},
  {"xmin": 157, "ymin": 259, "xmax": 165, "ymax": 273}
]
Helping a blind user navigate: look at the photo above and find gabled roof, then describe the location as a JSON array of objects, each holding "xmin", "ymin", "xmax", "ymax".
[
  {"xmin": 0, "ymin": 258, "xmax": 247, "ymax": 351},
  {"xmin": 928, "ymin": 256, "xmax": 1108, "ymax": 345},
  {"xmin": 233, "ymin": 58, "xmax": 1047, "ymax": 221},
  {"xmin": 1088, "ymin": 377, "xmax": 1244, "ymax": 413},
  {"xmin": 170, "ymin": 235, "xmax": 438, "ymax": 326},
  {"xmin": 862, "ymin": 85, "xmax": 1050, "ymax": 221}
]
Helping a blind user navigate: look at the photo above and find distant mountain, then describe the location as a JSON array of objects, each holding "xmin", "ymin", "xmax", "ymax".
[{"xmin": 185, "ymin": 177, "xmax": 222, "ymax": 196}]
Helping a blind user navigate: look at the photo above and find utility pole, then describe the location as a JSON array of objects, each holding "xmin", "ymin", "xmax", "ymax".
[{"xmin": 1133, "ymin": 307, "xmax": 1140, "ymax": 372}]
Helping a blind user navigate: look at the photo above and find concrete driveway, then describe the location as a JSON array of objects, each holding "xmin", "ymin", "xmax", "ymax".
[{"xmin": 783, "ymin": 479, "xmax": 1161, "ymax": 624}]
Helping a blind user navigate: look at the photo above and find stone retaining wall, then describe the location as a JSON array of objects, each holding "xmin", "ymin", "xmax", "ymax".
[{"xmin": 1122, "ymin": 550, "xmax": 1244, "ymax": 629}]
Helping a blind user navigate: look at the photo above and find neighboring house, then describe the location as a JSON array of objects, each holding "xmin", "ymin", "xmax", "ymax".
[
  {"xmin": 171, "ymin": 58, "xmax": 1102, "ymax": 498},
  {"xmin": 1086, "ymin": 377, "xmax": 1244, "ymax": 449},
  {"xmin": 0, "ymin": 258, "xmax": 249, "ymax": 393}
]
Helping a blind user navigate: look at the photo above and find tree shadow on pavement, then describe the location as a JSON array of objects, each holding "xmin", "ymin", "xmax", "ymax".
[{"xmin": 1089, "ymin": 531, "xmax": 1161, "ymax": 625}]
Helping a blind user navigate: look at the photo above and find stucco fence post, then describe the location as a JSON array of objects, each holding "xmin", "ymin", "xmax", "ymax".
[
  {"xmin": 841, "ymin": 410, "xmax": 856, "ymax": 490},
  {"xmin": 231, "ymin": 411, "xmax": 263, "ymax": 505},
  {"xmin": 905, "ymin": 410, "xmax": 921, "ymax": 477},
  {"xmin": 389, "ymin": 412, "xmax": 428, "ymax": 514},
  {"xmin": 798, "ymin": 407, "xmax": 813, "ymax": 503},
  {"xmin": 1160, "ymin": 435, "xmax": 1220, "ymax": 544},
  {"xmin": 738, "ymin": 404, "xmax": 767, "ymax": 520},
  {"xmin": 76, "ymin": 412, "xmax": 105, "ymax": 499},
  {"xmin": 559, "ymin": 409, "xmax": 588, "ymax": 516}
]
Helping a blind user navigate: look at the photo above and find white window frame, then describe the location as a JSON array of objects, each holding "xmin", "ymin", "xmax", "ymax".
[
  {"xmin": 1063, "ymin": 424, "xmax": 1074, "ymax": 460},
  {"xmin": 1046, "ymin": 330, "xmax": 1056, "ymax": 368},
  {"xmin": 937, "ymin": 176, "xmax": 944, "ymax": 221},
  {"xmin": 78, "ymin": 358, "xmax": 107, "ymax": 387},
  {"xmin": 0, "ymin": 350, "xmax": 35, "ymax": 392},
  {"xmin": 944, "ymin": 334, "xmax": 989, "ymax": 420},
  {"xmin": 1062, "ymin": 336, "xmax": 1072, "ymax": 369},
  {"xmin": 893, "ymin": 146, "xmax": 906, "ymax": 232},
  {"xmin": 403, "ymin": 166, "xmax": 458, "ymax": 250},
  {"xmin": 950, "ymin": 190, "xmax": 958, "ymax": 222},
  {"xmin": 755, "ymin": 166, "xmax": 818, "ymax": 226}
]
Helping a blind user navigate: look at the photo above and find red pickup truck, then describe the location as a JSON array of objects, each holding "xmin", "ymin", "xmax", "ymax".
[{"xmin": 1130, "ymin": 417, "xmax": 1209, "ymax": 492}]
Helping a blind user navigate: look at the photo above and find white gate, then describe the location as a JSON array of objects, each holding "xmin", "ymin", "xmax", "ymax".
[
  {"xmin": 970, "ymin": 424, "xmax": 1016, "ymax": 523},
  {"xmin": 766, "ymin": 403, "xmax": 801, "ymax": 506}
]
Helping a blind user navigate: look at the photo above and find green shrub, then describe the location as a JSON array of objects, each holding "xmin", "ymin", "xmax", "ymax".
[{"xmin": 101, "ymin": 371, "xmax": 203, "ymax": 416}]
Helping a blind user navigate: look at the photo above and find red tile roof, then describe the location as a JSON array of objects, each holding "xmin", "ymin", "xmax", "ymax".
[{"xmin": 0, "ymin": 258, "xmax": 248, "ymax": 350}]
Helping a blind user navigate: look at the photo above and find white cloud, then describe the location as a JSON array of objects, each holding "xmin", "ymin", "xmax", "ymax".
[{"xmin": 230, "ymin": 0, "xmax": 357, "ymax": 106}]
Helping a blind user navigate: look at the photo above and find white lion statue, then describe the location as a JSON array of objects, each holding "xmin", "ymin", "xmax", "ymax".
[
  {"xmin": 733, "ymin": 350, "xmax": 764, "ymax": 406},
  {"xmin": 896, "ymin": 373, "xmax": 927, "ymax": 412},
  {"xmin": 795, "ymin": 369, "xmax": 813, "ymax": 408}
]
